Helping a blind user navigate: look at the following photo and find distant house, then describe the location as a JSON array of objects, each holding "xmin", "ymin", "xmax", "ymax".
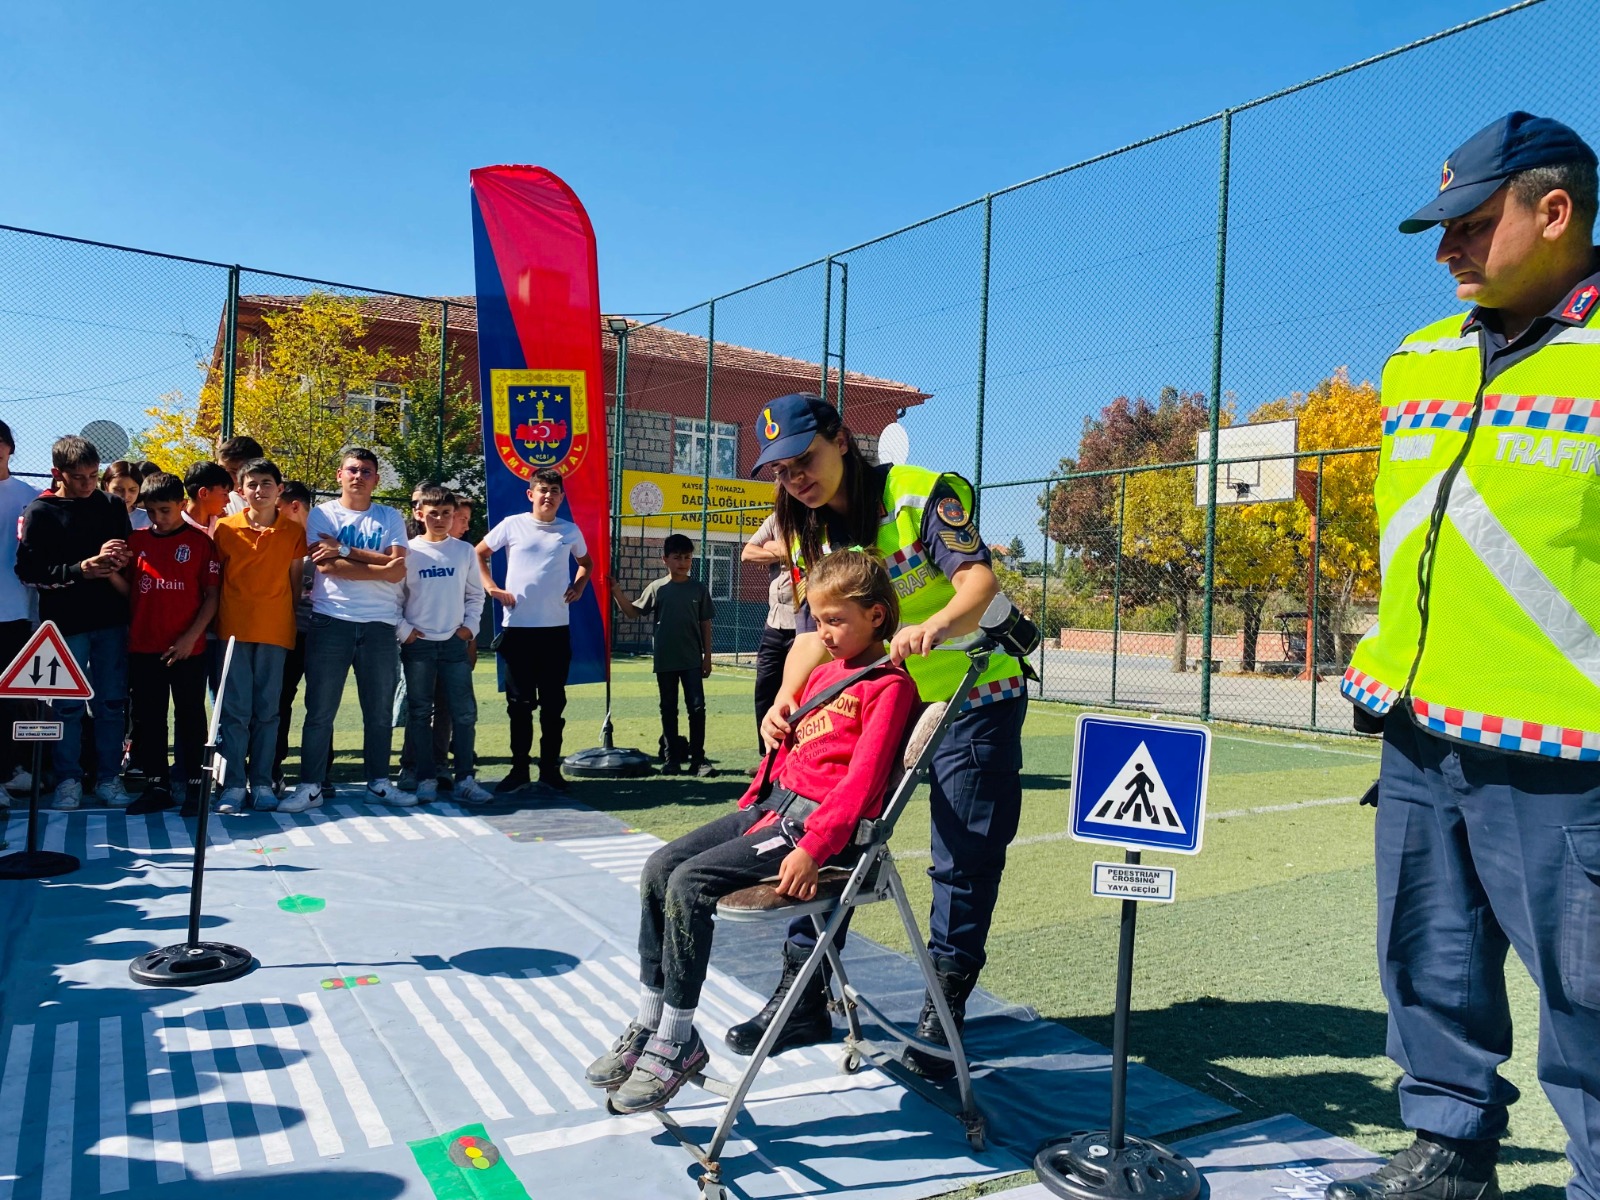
[{"xmin": 213, "ymin": 294, "xmax": 930, "ymax": 648}]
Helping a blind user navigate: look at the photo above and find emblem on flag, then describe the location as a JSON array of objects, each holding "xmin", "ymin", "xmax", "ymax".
[{"xmin": 490, "ymin": 368, "xmax": 591, "ymax": 480}]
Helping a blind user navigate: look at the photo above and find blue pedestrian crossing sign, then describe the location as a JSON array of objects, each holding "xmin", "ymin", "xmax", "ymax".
[{"xmin": 1071, "ymin": 713, "xmax": 1211, "ymax": 854}]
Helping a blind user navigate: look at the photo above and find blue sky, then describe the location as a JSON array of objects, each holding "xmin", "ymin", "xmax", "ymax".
[
  {"xmin": 3, "ymin": 0, "xmax": 1510, "ymax": 310},
  {"xmin": 0, "ymin": 0, "xmax": 1586, "ymax": 522}
]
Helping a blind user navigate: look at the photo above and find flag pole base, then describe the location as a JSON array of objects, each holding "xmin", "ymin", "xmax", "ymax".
[
  {"xmin": 0, "ymin": 849, "xmax": 79, "ymax": 879},
  {"xmin": 1034, "ymin": 1132, "xmax": 1201, "ymax": 1200},
  {"xmin": 129, "ymin": 941, "xmax": 255, "ymax": 987},
  {"xmin": 563, "ymin": 745, "xmax": 654, "ymax": 778}
]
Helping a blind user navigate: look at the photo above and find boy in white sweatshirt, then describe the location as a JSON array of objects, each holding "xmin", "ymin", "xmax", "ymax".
[{"xmin": 398, "ymin": 485, "xmax": 491, "ymax": 803}]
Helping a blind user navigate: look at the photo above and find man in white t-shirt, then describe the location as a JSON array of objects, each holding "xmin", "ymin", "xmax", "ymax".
[
  {"xmin": 280, "ymin": 447, "xmax": 411, "ymax": 814},
  {"xmin": 476, "ymin": 468, "xmax": 591, "ymax": 794},
  {"xmin": 0, "ymin": 421, "xmax": 39, "ymax": 802}
]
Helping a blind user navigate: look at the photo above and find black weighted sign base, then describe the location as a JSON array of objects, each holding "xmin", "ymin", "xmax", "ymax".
[
  {"xmin": 0, "ymin": 849, "xmax": 80, "ymax": 879},
  {"xmin": 1034, "ymin": 1131, "xmax": 1202, "ymax": 1200},
  {"xmin": 563, "ymin": 744, "xmax": 653, "ymax": 778},
  {"xmin": 130, "ymin": 941, "xmax": 254, "ymax": 987}
]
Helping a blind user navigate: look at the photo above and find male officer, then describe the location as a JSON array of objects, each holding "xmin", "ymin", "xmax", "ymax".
[{"xmin": 1329, "ymin": 113, "xmax": 1600, "ymax": 1200}]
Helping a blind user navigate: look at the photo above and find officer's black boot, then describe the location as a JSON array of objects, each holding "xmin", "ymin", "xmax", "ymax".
[
  {"xmin": 1325, "ymin": 1133, "xmax": 1501, "ymax": 1200},
  {"xmin": 725, "ymin": 941, "xmax": 832, "ymax": 1056},
  {"xmin": 902, "ymin": 956, "xmax": 978, "ymax": 1080},
  {"xmin": 538, "ymin": 718, "xmax": 567, "ymax": 792},
  {"xmin": 687, "ymin": 710, "xmax": 715, "ymax": 778}
]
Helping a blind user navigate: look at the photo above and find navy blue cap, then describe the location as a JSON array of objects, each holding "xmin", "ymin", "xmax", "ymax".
[
  {"xmin": 750, "ymin": 393, "xmax": 835, "ymax": 475},
  {"xmin": 1401, "ymin": 112, "xmax": 1597, "ymax": 234}
]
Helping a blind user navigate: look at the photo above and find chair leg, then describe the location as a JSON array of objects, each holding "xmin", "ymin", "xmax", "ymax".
[
  {"xmin": 703, "ymin": 901, "xmax": 853, "ymax": 1166},
  {"xmin": 821, "ymin": 934, "xmax": 863, "ymax": 1048}
]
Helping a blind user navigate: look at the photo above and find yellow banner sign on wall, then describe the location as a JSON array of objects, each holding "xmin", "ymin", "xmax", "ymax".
[{"xmin": 620, "ymin": 470, "xmax": 774, "ymax": 535}]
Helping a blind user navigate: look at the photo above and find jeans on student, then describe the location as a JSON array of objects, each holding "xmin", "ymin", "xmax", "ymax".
[
  {"xmin": 299, "ymin": 615, "xmax": 399, "ymax": 786},
  {"xmin": 219, "ymin": 642, "xmax": 287, "ymax": 790},
  {"xmin": 53, "ymin": 626, "xmax": 129, "ymax": 785},
  {"xmin": 400, "ymin": 636, "xmax": 477, "ymax": 782}
]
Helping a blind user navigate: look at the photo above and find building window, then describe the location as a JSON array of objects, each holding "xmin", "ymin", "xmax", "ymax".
[
  {"xmin": 674, "ymin": 418, "xmax": 738, "ymax": 478},
  {"xmin": 704, "ymin": 542, "xmax": 736, "ymax": 601},
  {"xmin": 346, "ymin": 381, "xmax": 409, "ymax": 441}
]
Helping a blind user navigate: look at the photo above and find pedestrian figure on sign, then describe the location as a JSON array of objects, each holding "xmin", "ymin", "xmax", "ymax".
[{"xmin": 1116, "ymin": 763, "xmax": 1158, "ymax": 822}]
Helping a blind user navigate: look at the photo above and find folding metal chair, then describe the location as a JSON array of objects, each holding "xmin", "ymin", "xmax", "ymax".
[{"xmin": 646, "ymin": 641, "xmax": 997, "ymax": 1199}]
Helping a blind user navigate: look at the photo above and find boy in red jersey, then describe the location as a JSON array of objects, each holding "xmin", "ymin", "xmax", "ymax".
[{"xmin": 124, "ymin": 472, "xmax": 220, "ymax": 816}]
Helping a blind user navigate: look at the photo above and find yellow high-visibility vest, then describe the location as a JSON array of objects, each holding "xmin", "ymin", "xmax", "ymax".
[
  {"xmin": 1343, "ymin": 304, "xmax": 1600, "ymax": 759},
  {"xmin": 791, "ymin": 464, "xmax": 1025, "ymax": 706}
]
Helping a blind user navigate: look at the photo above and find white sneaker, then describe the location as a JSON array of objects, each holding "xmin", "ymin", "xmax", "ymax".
[
  {"xmin": 95, "ymin": 777, "xmax": 133, "ymax": 808},
  {"xmin": 6, "ymin": 766, "xmax": 32, "ymax": 794},
  {"xmin": 455, "ymin": 776, "xmax": 495, "ymax": 805},
  {"xmin": 216, "ymin": 787, "xmax": 248, "ymax": 815},
  {"xmin": 366, "ymin": 779, "xmax": 416, "ymax": 807},
  {"xmin": 414, "ymin": 779, "xmax": 438, "ymax": 803},
  {"xmin": 277, "ymin": 784, "xmax": 323, "ymax": 814},
  {"xmin": 53, "ymin": 779, "xmax": 82, "ymax": 810},
  {"xmin": 251, "ymin": 785, "xmax": 279, "ymax": 812}
]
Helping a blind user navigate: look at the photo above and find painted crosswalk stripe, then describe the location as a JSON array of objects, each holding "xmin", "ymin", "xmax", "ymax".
[
  {"xmin": 425, "ymin": 977, "xmax": 554, "ymax": 1117},
  {"xmin": 305, "ymin": 810, "xmax": 351, "ymax": 845},
  {"xmin": 259, "ymin": 999, "xmax": 343, "ymax": 1159},
  {"xmin": 456, "ymin": 975, "xmax": 595, "ymax": 1111},
  {"xmin": 179, "ymin": 1009, "xmax": 241, "ymax": 1175},
  {"xmin": 431, "ymin": 802, "xmax": 496, "ymax": 836},
  {"xmin": 2, "ymin": 807, "xmax": 24, "ymax": 854},
  {"xmin": 410, "ymin": 810, "xmax": 458, "ymax": 839},
  {"xmin": 41, "ymin": 812, "xmax": 66, "ymax": 856},
  {"xmin": 0, "ymin": 1023, "xmax": 35, "ymax": 1199},
  {"xmin": 221, "ymin": 1005, "xmax": 295, "ymax": 1165},
  {"xmin": 86, "ymin": 813, "xmax": 109, "ymax": 861},
  {"xmin": 98, "ymin": 1016, "xmax": 129, "ymax": 1194},
  {"xmin": 367, "ymin": 811, "xmax": 425, "ymax": 842},
  {"xmin": 207, "ymin": 819, "xmax": 233, "ymax": 849},
  {"xmin": 138, "ymin": 1011, "xmax": 185, "ymax": 1183},
  {"xmin": 330, "ymin": 805, "xmax": 387, "ymax": 843},
  {"xmin": 542, "ymin": 964, "xmax": 631, "ymax": 1028},
  {"xmin": 270, "ymin": 813, "xmax": 315, "ymax": 847},
  {"xmin": 520, "ymin": 970, "xmax": 619, "ymax": 1052},
  {"xmin": 163, "ymin": 813, "xmax": 191, "ymax": 851},
  {"xmin": 297, "ymin": 991, "xmax": 391, "ymax": 1148},
  {"xmin": 489, "ymin": 975, "xmax": 610, "ymax": 1088},
  {"xmin": 40, "ymin": 1020, "xmax": 77, "ymax": 1200},
  {"xmin": 394, "ymin": 980, "xmax": 511, "ymax": 1120},
  {"xmin": 125, "ymin": 814, "xmax": 151, "ymax": 854}
]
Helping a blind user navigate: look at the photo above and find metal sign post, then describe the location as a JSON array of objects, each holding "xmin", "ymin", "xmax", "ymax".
[
  {"xmin": 129, "ymin": 637, "xmax": 254, "ymax": 987},
  {"xmin": 0, "ymin": 622, "xmax": 96, "ymax": 880},
  {"xmin": 1035, "ymin": 714, "xmax": 1212, "ymax": 1200}
]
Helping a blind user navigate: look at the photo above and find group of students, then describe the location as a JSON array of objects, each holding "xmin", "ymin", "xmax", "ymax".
[{"xmin": 0, "ymin": 431, "xmax": 603, "ymax": 817}]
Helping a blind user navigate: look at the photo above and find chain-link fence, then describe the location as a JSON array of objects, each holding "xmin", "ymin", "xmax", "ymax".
[
  {"xmin": 1, "ymin": 0, "xmax": 1592, "ymax": 731},
  {"xmin": 621, "ymin": 0, "xmax": 1598, "ymax": 733}
]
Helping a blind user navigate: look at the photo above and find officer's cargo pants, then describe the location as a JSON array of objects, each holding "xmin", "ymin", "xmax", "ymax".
[
  {"xmin": 786, "ymin": 693, "xmax": 1026, "ymax": 976},
  {"xmin": 1377, "ymin": 712, "xmax": 1600, "ymax": 1200}
]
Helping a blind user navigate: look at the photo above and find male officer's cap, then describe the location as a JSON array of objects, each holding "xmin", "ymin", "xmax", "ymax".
[
  {"xmin": 750, "ymin": 393, "xmax": 836, "ymax": 475},
  {"xmin": 1401, "ymin": 111, "xmax": 1597, "ymax": 234}
]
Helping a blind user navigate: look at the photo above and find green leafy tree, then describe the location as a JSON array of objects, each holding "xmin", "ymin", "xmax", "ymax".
[
  {"xmin": 1007, "ymin": 535, "xmax": 1027, "ymax": 561},
  {"xmin": 385, "ymin": 318, "xmax": 485, "ymax": 519}
]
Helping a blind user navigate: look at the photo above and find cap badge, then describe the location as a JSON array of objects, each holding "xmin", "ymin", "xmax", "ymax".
[
  {"xmin": 1439, "ymin": 160, "xmax": 1455, "ymax": 191},
  {"xmin": 763, "ymin": 407, "xmax": 781, "ymax": 440},
  {"xmin": 1562, "ymin": 284, "xmax": 1599, "ymax": 323}
]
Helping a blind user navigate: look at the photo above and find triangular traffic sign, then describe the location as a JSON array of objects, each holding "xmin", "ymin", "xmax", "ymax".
[
  {"xmin": 0, "ymin": 621, "xmax": 93, "ymax": 700},
  {"xmin": 1085, "ymin": 740, "xmax": 1186, "ymax": 833}
]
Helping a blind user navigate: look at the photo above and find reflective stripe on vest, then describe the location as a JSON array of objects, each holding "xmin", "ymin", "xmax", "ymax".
[
  {"xmin": 792, "ymin": 464, "xmax": 1025, "ymax": 706},
  {"xmin": 1343, "ymin": 310, "xmax": 1600, "ymax": 759}
]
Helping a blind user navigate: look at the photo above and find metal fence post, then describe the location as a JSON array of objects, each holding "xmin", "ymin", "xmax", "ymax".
[
  {"xmin": 972, "ymin": 195, "xmax": 993, "ymax": 522},
  {"xmin": 1310, "ymin": 453, "xmax": 1325, "ymax": 730},
  {"xmin": 1112, "ymin": 473, "xmax": 1126, "ymax": 707},
  {"xmin": 1039, "ymin": 481, "xmax": 1052, "ymax": 696},
  {"xmin": 1200, "ymin": 111, "xmax": 1232, "ymax": 721},
  {"xmin": 220, "ymin": 265, "xmax": 240, "ymax": 440},
  {"xmin": 610, "ymin": 325, "xmax": 630, "ymax": 654},
  {"xmin": 836, "ymin": 260, "xmax": 849, "ymax": 418},
  {"xmin": 435, "ymin": 299, "xmax": 449, "ymax": 480},
  {"xmin": 819, "ymin": 257, "xmax": 833, "ymax": 402},
  {"xmin": 702, "ymin": 301, "xmax": 716, "ymax": 593}
]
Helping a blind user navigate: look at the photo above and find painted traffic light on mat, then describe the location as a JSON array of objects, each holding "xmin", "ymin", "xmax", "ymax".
[{"xmin": 408, "ymin": 1123, "xmax": 529, "ymax": 1199}]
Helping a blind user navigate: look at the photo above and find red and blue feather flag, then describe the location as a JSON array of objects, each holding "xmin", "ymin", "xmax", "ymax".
[{"xmin": 470, "ymin": 166, "xmax": 611, "ymax": 685}]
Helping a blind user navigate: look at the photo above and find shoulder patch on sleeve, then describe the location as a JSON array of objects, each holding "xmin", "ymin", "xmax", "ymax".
[
  {"xmin": 935, "ymin": 495, "xmax": 971, "ymax": 529},
  {"xmin": 938, "ymin": 527, "xmax": 982, "ymax": 553}
]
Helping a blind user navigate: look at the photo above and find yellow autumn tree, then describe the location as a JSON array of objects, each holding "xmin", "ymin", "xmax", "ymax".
[{"xmin": 130, "ymin": 386, "xmax": 217, "ymax": 470}]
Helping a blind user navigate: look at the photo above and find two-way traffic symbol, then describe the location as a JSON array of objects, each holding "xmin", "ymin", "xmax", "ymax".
[{"xmin": 0, "ymin": 621, "xmax": 93, "ymax": 700}]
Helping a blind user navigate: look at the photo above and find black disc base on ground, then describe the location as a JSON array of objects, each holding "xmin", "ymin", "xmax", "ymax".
[
  {"xmin": 129, "ymin": 941, "xmax": 255, "ymax": 987},
  {"xmin": 563, "ymin": 745, "xmax": 654, "ymax": 778},
  {"xmin": 1035, "ymin": 1132, "xmax": 1202, "ymax": 1200},
  {"xmin": 0, "ymin": 849, "xmax": 80, "ymax": 880}
]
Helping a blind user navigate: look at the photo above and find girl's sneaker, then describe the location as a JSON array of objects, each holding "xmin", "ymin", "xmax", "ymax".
[
  {"xmin": 585, "ymin": 1022, "xmax": 653, "ymax": 1089},
  {"xmin": 611, "ymin": 1031, "xmax": 709, "ymax": 1114}
]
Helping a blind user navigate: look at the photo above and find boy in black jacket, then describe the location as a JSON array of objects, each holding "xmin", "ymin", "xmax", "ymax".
[{"xmin": 16, "ymin": 436, "xmax": 132, "ymax": 810}]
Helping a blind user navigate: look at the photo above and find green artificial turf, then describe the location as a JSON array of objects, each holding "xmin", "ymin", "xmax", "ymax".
[{"xmin": 321, "ymin": 656, "xmax": 1572, "ymax": 1200}]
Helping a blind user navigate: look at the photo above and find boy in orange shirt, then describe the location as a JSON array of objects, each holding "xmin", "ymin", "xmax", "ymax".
[{"xmin": 212, "ymin": 459, "xmax": 307, "ymax": 813}]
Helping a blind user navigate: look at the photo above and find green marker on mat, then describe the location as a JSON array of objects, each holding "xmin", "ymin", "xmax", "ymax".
[
  {"xmin": 409, "ymin": 1124, "xmax": 530, "ymax": 1199},
  {"xmin": 277, "ymin": 894, "xmax": 326, "ymax": 914}
]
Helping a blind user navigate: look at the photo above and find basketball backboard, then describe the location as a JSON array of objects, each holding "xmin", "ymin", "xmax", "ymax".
[{"xmin": 1195, "ymin": 419, "xmax": 1297, "ymax": 506}]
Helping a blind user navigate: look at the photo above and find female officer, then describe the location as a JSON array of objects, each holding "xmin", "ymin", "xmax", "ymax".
[{"xmin": 726, "ymin": 392, "xmax": 1028, "ymax": 1078}]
